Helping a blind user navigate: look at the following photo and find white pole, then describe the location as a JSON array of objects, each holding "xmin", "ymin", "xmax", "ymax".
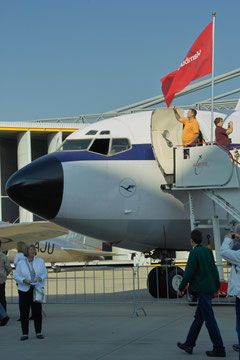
[
  {"xmin": 211, "ymin": 12, "xmax": 216, "ymax": 142},
  {"xmin": 212, "ymin": 215, "xmax": 224, "ymax": 280},
  {"xmin": 188, "ymin": 192, "xmax": 195, "ymax": 231}
]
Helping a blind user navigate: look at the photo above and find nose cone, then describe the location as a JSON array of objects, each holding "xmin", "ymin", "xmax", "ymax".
[{"xmin": 6, "ymin": 154, "xmax": 63, "ymax": 220}]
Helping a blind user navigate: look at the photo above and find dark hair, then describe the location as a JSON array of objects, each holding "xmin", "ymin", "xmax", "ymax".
[
  {"xmin": 191, "ymin": 229, "xmax": 202, "ymax": 244},
  {"xmin": 190, "ymin": 109, "xmax": 197, "ymax": 117},
  {"xmin": 214, "ymin": 117, "xmax": 223, "ymax": 126}
]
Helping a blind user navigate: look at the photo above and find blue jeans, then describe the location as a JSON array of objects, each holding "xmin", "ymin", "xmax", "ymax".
[
  {"xmin": 184, "ymin": 292, "xmax": 224, "ymax": 349},
  {"xmin": 0, "ymin": 303, "xmax": 8, "ymax": 320},
  {"xmin": 235, "ymin": 297, "xmax": 240, "ymax": 345}
]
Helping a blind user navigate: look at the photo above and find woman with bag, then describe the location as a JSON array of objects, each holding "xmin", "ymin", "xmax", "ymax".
[{"xmin": 14, "ymin": 244, "xmax": 48, "ymax": 341}]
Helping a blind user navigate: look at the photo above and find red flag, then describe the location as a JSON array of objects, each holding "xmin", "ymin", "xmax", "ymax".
[{"xmin": 161, "ymin": 21, "xmax": 213, "ymax": 107}]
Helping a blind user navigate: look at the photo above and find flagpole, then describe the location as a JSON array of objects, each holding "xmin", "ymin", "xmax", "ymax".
[{"xmin": 211, "ymin": 12, "xmax": 216, "ymax": 142}]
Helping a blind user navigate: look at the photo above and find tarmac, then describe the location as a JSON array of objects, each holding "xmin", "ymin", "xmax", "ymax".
[{"xmin": 1, "ymin": 302, "xmax": 239, "ymax": 360}]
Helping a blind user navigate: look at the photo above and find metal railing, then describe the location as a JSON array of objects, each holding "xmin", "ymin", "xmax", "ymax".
[{"xmin": 6, "ymin": 264, "xmax": 235, "ymax": 315}]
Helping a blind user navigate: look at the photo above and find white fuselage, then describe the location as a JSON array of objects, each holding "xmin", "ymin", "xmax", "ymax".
[
  {"xmin": 7, "ymin": 109, "xmax": 239, "ymax": 253},
  {"xmin": 51, "ymin": 111, "xmax": 228, "ymax": 252}
]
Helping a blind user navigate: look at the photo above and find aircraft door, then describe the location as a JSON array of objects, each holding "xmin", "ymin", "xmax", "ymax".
[{"xmin": 151, "ymin": 108, "xmax": 183, "ymax": 175}]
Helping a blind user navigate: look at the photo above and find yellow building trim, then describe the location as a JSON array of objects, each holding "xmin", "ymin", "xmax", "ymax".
[{"xmin": 0, "ymin": 127, "xmax": 79, "ymax": 132}]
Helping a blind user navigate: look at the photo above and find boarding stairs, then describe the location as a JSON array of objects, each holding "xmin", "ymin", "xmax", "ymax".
[
  {"xmin": 151, "ymin": 108, "xmax": 240, "ymax": 223},
  {"xmin": 151, "ymin": 108, "xmax": 240, "ymax": 280},
  {"xmin": 167, "ymin": 144, "xmax": 240, "ymax": 224}
]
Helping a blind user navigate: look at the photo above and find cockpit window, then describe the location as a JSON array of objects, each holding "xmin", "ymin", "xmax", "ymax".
[
  {"xmin": 110, "ymin": 138, "xmax": 131, "ymax": 155},
  {"xmin": 89, "ymin": 139, "xmax": 110, "ymax": 155},
  {"xmin": 58, "ymin": 137, "xmax": 131, "ymax": 156},
  {"xmin": 59, "ymin": 139, "xmax": 92, "ymax": 151},
  {"xmin": 86, "ymin": 130, "xmax": 98, "ymax": 135},
  {"xmin": 100, "ymin": 130, "xmax": 110, "ymax": 135}
]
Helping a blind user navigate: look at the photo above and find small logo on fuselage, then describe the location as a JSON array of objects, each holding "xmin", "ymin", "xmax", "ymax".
[{"xmin": 119, "ymin": 179, "xmax": 136, "ymax": 197}]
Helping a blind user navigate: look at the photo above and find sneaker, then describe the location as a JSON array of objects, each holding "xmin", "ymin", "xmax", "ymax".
[
  {"xmin": 0, "ymin": 316, "xmax": 9, "ymax": 326},
  {"xmin": 177, "ymin": 342, "xmax": 193, "ymax": 354},
  {"xmin": 36, "ymin": 334, "xmax": 44, "ymax": 339},
  {"xmin": 233, "ymin": 344, "xmax": 240, "ymax": 352},
  {"xmin": 206, "ymin": 348, "xmax": 226, "ymax": 357}
]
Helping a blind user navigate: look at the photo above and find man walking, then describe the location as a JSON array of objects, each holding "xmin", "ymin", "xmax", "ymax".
[
  {"xmin": 177, "ymin": 230, "xmax": 226, "ymax": 357},
  {"xmin": 0, "ymin": 251, "xmax": 12, "ymax": 311}
]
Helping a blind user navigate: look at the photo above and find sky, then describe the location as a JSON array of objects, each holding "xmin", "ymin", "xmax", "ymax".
[{"xmin": 0, "ymin": 0, "xmax": 239, "ymax": 122}]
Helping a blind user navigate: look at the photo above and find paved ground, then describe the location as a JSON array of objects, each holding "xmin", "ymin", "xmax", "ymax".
[{"xmin": 0, "ymin": 302, "xmax": 239, "ymax": 360}]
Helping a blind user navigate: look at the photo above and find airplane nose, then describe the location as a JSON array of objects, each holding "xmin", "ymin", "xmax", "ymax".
[{"xmin": 5, "ymin": 154, "xmax": 63, "ymax": 220}]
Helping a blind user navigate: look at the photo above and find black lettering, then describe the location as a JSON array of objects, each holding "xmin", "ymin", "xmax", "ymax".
[
  {"xmin": 40, "ymin": 242, "xmax": 48, "ymax": 253},
  {"xmin": 47, "ymin": 243, "xmax": 54, "ymax": 255}
]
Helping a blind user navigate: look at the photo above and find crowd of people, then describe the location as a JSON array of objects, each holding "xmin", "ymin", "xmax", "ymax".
[{"xmin": 0, "ymin": 231, "xmax": 240, "ymax": 356}]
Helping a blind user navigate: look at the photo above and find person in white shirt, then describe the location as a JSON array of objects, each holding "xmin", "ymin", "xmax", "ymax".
[
  {"xmin": 220, "ymin": 224, "xmax": 240, "ymax": 352},
  {"xmin": 14, "ymin": 242, "xmax": 34, "ymax": 322},
  {"xmin": 14, "ymin": 244, "xmax": 48, "ymax": 341}
]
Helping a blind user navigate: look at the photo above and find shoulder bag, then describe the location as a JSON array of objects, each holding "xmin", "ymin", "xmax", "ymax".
[
  {"xmin": 33, "ymin": 287, "xmax": 46, "ymax": 304},
  {"xmin": 25, "ymin": 258, "xmax": 46, "ymax": 303}
]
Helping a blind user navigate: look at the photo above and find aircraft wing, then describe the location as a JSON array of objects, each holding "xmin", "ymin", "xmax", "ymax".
[
  {"xmin": 62, "ymin": 248, "xmax": 116, "ymax": 258},
  {"xmin": 0, "ymin": 221, "xmax": 68, "ymax": 251}
]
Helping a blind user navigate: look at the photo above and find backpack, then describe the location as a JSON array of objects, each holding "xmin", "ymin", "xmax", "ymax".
[{"xmin": 198, "ymin": 129, "xmax": 205, "ymax": 145}]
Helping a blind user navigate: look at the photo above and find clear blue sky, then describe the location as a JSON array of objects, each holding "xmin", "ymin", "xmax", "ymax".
[{"xmin": 0, "ymin": 0, "xmax": 239, "ymax": 122}]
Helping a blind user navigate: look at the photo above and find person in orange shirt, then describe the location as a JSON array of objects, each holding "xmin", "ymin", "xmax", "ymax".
[{"xmin": 173, "ymin": 107, "xmax": 200, "ymax": 146}]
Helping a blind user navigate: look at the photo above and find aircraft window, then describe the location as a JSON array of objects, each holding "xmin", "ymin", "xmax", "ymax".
[
  {"xmin": 89, "ymin": 139, "xmax": 110, "ymax": 155},
  {"xmin": 59, "ymin": 139, "xmax": 92, "ymax": 151},
  {"xmin": 86, "ymin": 130, "xmax": 98, "ymax": 135},
  {"xmin": 100, "ymin": 130, "xmax": 110, "ymax": 135},
  {"xmin": 110, "ymin": 138, "xmax": 131, "ymax": 155}
]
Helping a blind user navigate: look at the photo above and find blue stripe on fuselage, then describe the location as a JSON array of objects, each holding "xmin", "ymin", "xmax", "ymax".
[{"xmin": 52, "ymin": 144, "xmax": 155, "ymax": 162}]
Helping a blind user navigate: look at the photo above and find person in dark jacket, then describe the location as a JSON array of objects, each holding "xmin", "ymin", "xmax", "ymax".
[
  {"xmin": 0, "ymin": 252, "xmax": 12, "ymax": 311},
  {"xmin": 177, "ymin": 230, "xmax": 226, "ymax": 357}
]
